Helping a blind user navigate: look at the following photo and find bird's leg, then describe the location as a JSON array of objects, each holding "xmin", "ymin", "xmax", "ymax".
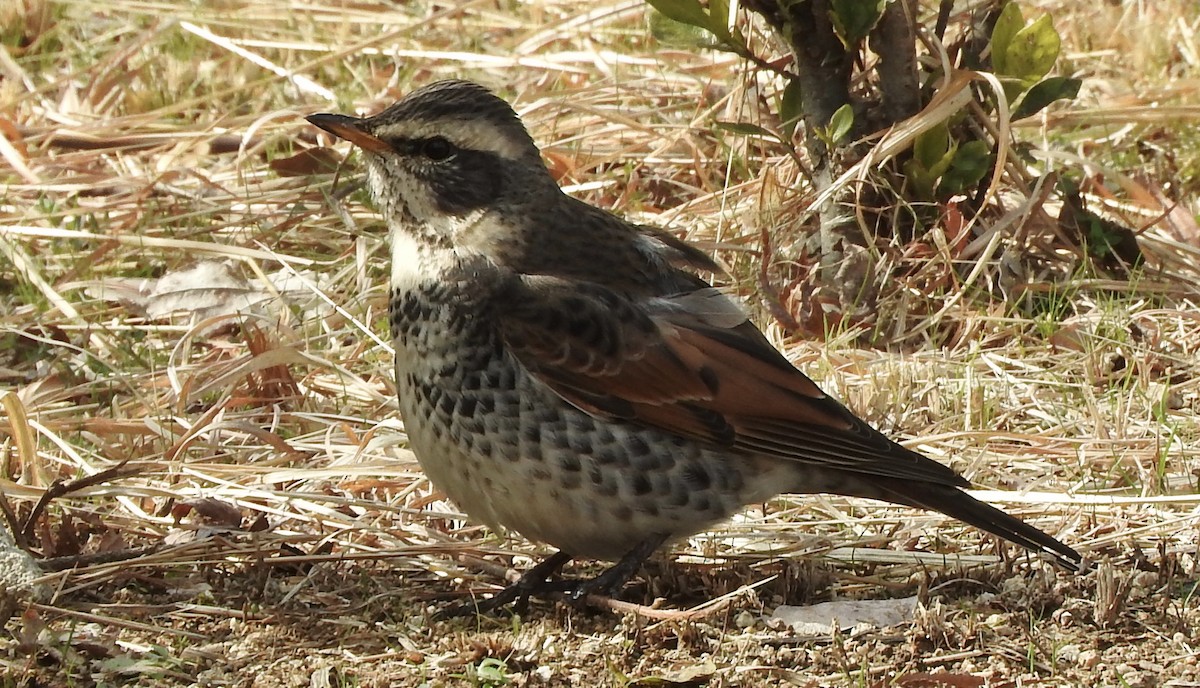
[
  {"xmin": 438, "ymin": 550, "xmax": 573, "ymax": 618},
  {"xmin": 439, "ymin": 536, "xmax": 667, "ymax": 617},
  {"xmin": 564, "ymin": 534, "xmax": 668, "ymax": 603}
]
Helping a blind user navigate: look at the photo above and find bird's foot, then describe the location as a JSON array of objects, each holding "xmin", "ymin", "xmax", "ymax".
[
  {"xmin": 563, "ymin": 535, "xmax": 666, "ymax": 604},
  {"xmin": 436, "ymin": 536, "xmax": 668, "ymax": 618},
  {"xmin": 435, "ymin": 550, "xmax": 573, "ymax": 619}
]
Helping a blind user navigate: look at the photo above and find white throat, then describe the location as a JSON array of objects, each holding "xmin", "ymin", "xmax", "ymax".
[
  {"xmin": 390, "ymin": 226, "xmax": 487, "ymax": 292},
  {"xmin": 389, "ymin": 230, "xmax": 435, "ymax": 292}
]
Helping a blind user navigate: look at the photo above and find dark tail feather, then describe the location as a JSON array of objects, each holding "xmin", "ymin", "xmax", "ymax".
[{"xmin": 890, "ymin": 484, "xmax": 1082, "ymax": 571}]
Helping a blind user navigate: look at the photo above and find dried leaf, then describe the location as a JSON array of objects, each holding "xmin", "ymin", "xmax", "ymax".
[
  {"xmin": 631, "ymin": 661, "xmax": 716, "ymax": 686},
  {"xmin": 15, "ymin": 607, "xmax": 44, "ymax": 654},
  {"xmin": 771, "ymin": 596, "xmax": 918, "ymax": 635},
  {"xmin": 270, "ymin": 146, "xmax": 342, "ymax": 176},
  {"xmin": 541, "ymin": 149, "xmax": 577, "ymax": 184},
  {"xmin": 893, "ymin": 672, "xmax": 986, "ymax": 688},
  {"xmin": 51, "ymin": 511, "xmax": 83, "ymax": 558},
  {"xmin": 83, "ymin": 261, "xmax": 322, "ymax": 327},
  {"xmin": 172, "ymin": 497, "xmax": 243, "ymax": 527},
  {"xmin": 95, "ymin": 529, "xmax": 126, "ymax": 553}
]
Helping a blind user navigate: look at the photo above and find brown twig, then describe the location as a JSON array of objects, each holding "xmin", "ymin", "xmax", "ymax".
[
  {"xmin": 586, "ymin": 593, "xmax": 737, "ymax": 621},
  {"xmin": 756, "ymin": 214, "xmax": 801, "ymax": 332},
  {"xmin": 39, "ymin": 545, "xmax": 164, "ymax": 572},
  {"xmin": 20, "ymin": 461, "xmax": 141, "ymax": 546}
]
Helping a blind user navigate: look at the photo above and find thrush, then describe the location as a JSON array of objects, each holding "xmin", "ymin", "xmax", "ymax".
[{"xmin": 306, "ymin": 80, "xmax": 1082, "ymax": 613}]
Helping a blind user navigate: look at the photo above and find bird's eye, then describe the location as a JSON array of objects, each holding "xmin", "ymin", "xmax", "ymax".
[{"xmin": 420, "ymin": 137, "xmax": 455, "ymax": 161}]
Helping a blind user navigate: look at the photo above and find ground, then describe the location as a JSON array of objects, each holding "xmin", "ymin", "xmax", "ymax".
[{"xmin": 1, "ymin": 0, "xmax": 1199, "ymax": 686}]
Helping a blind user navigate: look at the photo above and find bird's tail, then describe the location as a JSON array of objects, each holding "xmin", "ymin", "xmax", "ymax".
[{"xmin": 881, "ymin": 482, "xmax": 1082, "ymax": 571}]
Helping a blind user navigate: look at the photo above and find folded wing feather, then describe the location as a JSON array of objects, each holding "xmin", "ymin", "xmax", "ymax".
[{"xmin": 496, "ymin": 275, "xmax": 967, "ymax": 488}]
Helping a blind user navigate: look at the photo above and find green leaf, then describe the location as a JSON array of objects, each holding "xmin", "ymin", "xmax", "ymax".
[
  {"xmin": 903, "ymin": 158, "xmax": 938, "ymax": 199},
  {"xmin": 928, "ymin": 144, "xmax": 956, "ymax": 180},
  {"xmin": 1000, "ymin": 78, "xmax": 1026, "ymax": 105},
  {"xmin": 912, "ymin": 122, "xmax": 951, "ymax": 171},
  {"xmin": 829, "ymin": 0, "xmax": 886, "ymax": 45},
  {"xmin": 990, "ymin": 2, "xmax": 1025, "ymax": 75},
  {"xmin": 707, "ymin": 0, "xmax": 733, "ymax": 40},
  {"xmin": 1013, "ymin": 75, "xmax": 1081, "ymax": 119},
  {"xmin": 648, "ymin": 10, "xmax": 713, "ymax": 48},
  {"xmin": 939, "ymin": 140, "xmax": 992, "ymax": 195},
  {"xmin": 1084, "ymin": 213, "xmax": 1129, "ymax": 260},
  {"xmin": 645, "ymin": 0, "xmax": 715, "ymax": 33},
  {"xmin": 1004, "ymin": 13, "xmax": 1060, "ymax": 82},
  {"xmin": 645, "ymin": 0, "xmax": 731, "ymax": 42},
  {"xmin": 828, "ymin": 103, "xmax": 854, "ymax": 145},
  {"xmin": 780, "ymin": 78, "xmax": 804, "ymax": 138}
]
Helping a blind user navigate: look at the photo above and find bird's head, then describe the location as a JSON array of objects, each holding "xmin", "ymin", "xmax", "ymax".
[{"xmin": 307, "ymin": 80, "xmax": 554, "ymax": 247}]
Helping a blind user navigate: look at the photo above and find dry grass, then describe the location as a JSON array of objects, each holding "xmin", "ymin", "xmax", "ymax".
[{"xmin": 1, "ymin": 0, "xmax": 1199, "ymax": 685}]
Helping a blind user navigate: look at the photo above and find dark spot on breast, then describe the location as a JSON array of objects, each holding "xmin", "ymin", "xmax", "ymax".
[
  {"xmin": 683, "ymin": 464, "xmax": 712, "ymax": 490},
  {"xmin": 626, "ymin": 435, "xmax": 650, "ymax": 458},
  {"xmin": 592, "ymin": 448, "xmax": 617, "ymax": 469},
  {"xmin": 631, "ymin": 474, "xmax": 652, "ymax": 496},
  {"xmin": 456, "ymin": 397, "xmax": 477, "ymax": 418}
]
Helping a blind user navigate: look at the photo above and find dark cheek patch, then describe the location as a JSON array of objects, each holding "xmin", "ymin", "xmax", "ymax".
[{"xmin": 427, "ymin": 149, "xmax": 504, "ymax": 216}]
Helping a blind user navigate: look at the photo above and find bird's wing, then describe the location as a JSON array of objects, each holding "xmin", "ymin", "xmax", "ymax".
[{"xmin": 496, "ymin": 275, "xmax": 968, "ymax": 487}]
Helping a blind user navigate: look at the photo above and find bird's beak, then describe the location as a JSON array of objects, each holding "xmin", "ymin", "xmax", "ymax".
[{"xmin": 306, "ymin": 113, "xmax": 391, "ymax": 154}]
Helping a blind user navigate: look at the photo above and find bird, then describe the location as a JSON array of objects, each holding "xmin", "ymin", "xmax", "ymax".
[{"xmin": 305, "ymin": 79, "xmax": 1082, "ymax": 614}]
